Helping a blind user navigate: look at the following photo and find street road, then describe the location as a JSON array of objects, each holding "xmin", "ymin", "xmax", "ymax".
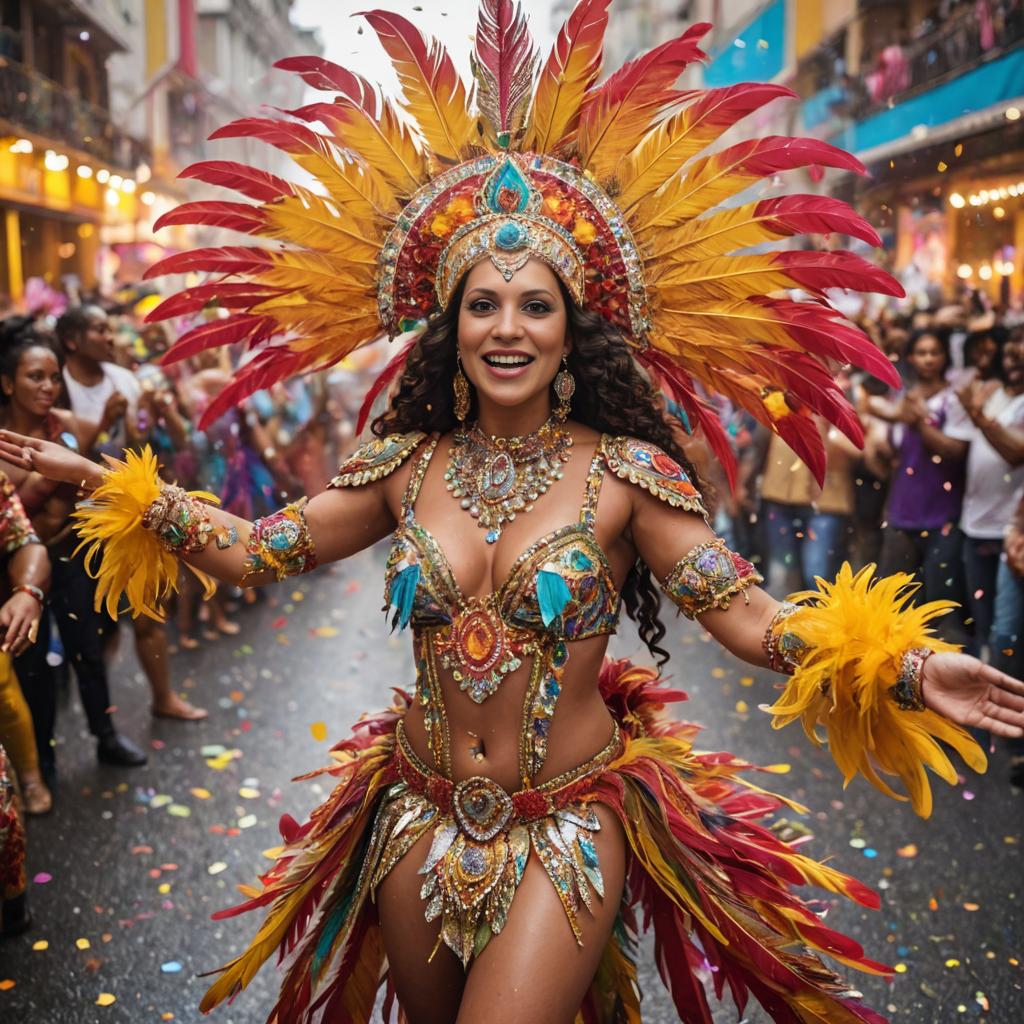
[{"xmin": 2, "ymin": 541, "xmax": 1020, "ymax": 1022}]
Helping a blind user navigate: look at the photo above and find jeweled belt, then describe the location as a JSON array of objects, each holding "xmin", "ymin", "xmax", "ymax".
[{"xmin": 388, "ymin": 720, "xmax": 622, "ymax": 841}]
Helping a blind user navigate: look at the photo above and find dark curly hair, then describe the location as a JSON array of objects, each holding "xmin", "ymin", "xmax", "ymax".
[
  {"xmin": 373, "ymin": 278, "xmax": 702, "ymax": 666},
  {"xmin": 0, "ymin": 316, "xmax": 62, "ymax": 406}
]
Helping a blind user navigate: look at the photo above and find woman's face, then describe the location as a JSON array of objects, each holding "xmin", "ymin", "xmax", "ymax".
[
  {"xmin": 969, "ymin": 335, "xmax": 998, "ymax": 373},
  {"xmin": 456, "ymin": 257, "xmax": 569, "ymax": 421},
  {"xmin": 908, "ymin": 334, "xmax": 947, "ymax": 381},
  {"xmin": 1004, "ymin": 335, "xmax": 1023, "ymax": 387},
  {"xmin": 4, "ymin": 347, "xmax": 62, "ymax": 418}
]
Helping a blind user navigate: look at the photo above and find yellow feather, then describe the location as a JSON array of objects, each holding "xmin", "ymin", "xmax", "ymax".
[
  {"xmin": 639, "ymin": 200, "xmax": 795, "ymax": 260},
  {"xmin": 655, "ymin": 253, "xmax": 810, "ymax": 298},
  {"xmin": 264, "ymin": 193, "xmax": 383, "ymax": 260},
  {"xmin": 328, "ymin": 99, "xmax": 429, "ymax": 198},
  {"xmin": 522, "ymin": 0, "xmax": 609, "ymax": 154},
  {"xmin": 766, "ymin": 564, "xmax": 983, "ymax": 817},
  {"xmin": 72, "ymin": 447, "xmax": 217, "ymax": 621}
]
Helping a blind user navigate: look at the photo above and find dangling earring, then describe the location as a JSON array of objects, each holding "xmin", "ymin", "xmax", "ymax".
[
  {"xmin": 553, "ymin": 356, "xmax": 575, "ymax": 422},
  {"xmin": 453, "ymin": 353, "xmax": 471, "ymax": 423}
]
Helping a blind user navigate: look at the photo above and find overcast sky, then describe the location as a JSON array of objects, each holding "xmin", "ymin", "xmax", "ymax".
[{"xmin": 290, "ymin": 1, "xmax": 558, "ymax": 98}]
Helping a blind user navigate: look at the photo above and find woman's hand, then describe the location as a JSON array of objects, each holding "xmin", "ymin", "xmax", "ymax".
[
  {"xmin": 922, "ymin": 652, "xmax": 1024, "ymax": 737},
  {"xmin": 0, "ymin": 592, "xmax": 40, "ymax": 656},
  {"xmin": 0, "ymin": 430, "xmax": 105, "ymax": 490}
]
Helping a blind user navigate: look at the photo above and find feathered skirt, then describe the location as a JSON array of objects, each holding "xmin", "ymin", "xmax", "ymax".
[{"xmin": 200, "ymin": 660, "xmax": 892, "ymax": 1024}]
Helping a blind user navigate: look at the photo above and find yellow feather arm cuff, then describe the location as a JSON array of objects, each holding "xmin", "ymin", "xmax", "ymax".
[
  {"xmin": 764, "ymin": 563, "xmax": 986, "ymax": 818},
  {"xmin": 71, "ymin": 446, "xmax": 218, "ymax": 621}
]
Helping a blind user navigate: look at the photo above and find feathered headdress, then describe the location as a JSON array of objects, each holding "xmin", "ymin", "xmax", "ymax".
[{"xmin": 145, "ymin": 0, "xmax": 902, "ymax": 484}]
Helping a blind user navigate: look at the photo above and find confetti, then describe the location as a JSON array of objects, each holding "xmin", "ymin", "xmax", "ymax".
[
  {"xmin": 76, "ymin": 938, "xmax": 91, "ymax": 950},
  {"xmin": 896, "ymin": 844, "xmax": 918, "ymax": 858},
  {"xmin": 894, "ymin": 963, "xmax": 908, "ymax": 974},
  {"xmin": 32, "ymin": 940, "xmax": 48, "ymax": 951},
  {"xmin": 190, "ymin": 788, "xmax": 212, "ymax": 800},
  {"xmin": 207, "ymin": 862, "xmax": 228, "ymax": 875},
  {"xmin": 238, "ymin": 814, "xmax": 258, "ymax": 829},
  {"xmin": 150, "ymin": 795, "xmax": 172, "ymax": 809},
  {"xmin": 310, "ymin": 722, "xmax": 328, "ymax": 742},
  {"xmin": 238, "ymin": 787, "xmax": 260, "ymax": 799},
  {"xmin": 963, "ymin": 902, "xmax": 980, "ymax": 911},
  {"xmin": 739, "ymin": 676, "xmax": 755, "ymax": 687},
  {"xmin": 33, "ymin": 872, "xmax": 52, "ymax": 884},
  {"xmin": 0, "ymin": 980, "xmax": 14, "ymax": 990},
  {"xmin": 945, "ymin": 958, "xmax": 961, "ymax": 968},
  {"xmin": 161, "ymin": 961, "xmax": 183, "ymax": 974},
  {"xmin": 735, "ymin": 700, "xmax": 749, "ymax": 713},
  {"xmin": 96, "ymin": 993, "xmax": 116, "ymax": 1006},
  {"xmin": 167, "ymin": 804, "xmax": 191, "ymax": 818},
  {"xmin": 312, "ymin": 626, "xmax": 338, "ymax": 638}
]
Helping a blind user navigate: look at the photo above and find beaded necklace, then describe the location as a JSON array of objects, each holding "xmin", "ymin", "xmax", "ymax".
[{"xmin": 444, "ymin": 418, "xmax": 573, "ymax": 544}]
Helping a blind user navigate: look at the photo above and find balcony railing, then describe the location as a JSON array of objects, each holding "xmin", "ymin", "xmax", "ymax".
[
  {"xmin": 803, "ymin": 3, "xmax": 1024, "ymax": 128},
  {"xmin": 0, "ymin": 56, "xmax": 150, "ymax": 170}
]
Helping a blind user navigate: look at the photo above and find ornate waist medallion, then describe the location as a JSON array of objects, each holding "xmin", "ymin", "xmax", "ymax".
[
  {"xmin": 433, "ymin": 596, "xmax": 533, "ymax": 702},
  {"xmin": 444, "ymin": 417, "xmax": 573, "ymax": 544}
]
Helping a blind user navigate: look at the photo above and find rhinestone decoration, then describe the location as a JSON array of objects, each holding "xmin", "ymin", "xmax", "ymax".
[
  {"xmin": 452, "ymin": 776, "xmax": 514, "ymax": 841},
  {"xmin": 433, "ymin": 598, "xmax": 525, "ymax": 702}
]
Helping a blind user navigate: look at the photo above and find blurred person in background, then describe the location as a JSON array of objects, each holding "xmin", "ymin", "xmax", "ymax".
[
  {"xmin": 871, "ymin": 329, "xmax": 970, "ymax": 640},
  {"xmin": 58, "ymin": 307, "xmax": 206, "ymax": 721},
  {"xmin": 0, "ymin": 471, "xmax": 50, "ymax": 814},
  {"xmin": 0, "ymin": 743, "xmax": 28, "ymax": 937},
  {"xmin": 948, "ymin": 329, "xmax": 1024, "ymax": 671},
  {"xmin": 0, "ymin": 318, "xmax": 146, "ymax": 774}
]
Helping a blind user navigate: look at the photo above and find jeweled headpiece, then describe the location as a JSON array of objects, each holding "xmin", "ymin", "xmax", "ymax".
[{"xmin": 146, "ymin": 0, "xmax": 902, "ymax": 483}]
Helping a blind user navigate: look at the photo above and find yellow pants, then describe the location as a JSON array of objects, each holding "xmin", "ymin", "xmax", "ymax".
[{"xmin": 0, "ymin": 652, "xmax": 37, "ymax": 778}]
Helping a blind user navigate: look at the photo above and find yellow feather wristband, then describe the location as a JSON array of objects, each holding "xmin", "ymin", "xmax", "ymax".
[
  {"xmin": 764, "ymin": 563, "xmax": 986, "ymax": 818},
  {"xmin": 72, "ymin": 446, "xmax": 218, "ymax": 621}
]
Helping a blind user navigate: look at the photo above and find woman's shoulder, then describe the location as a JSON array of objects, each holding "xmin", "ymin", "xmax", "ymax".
[
  {"xmin": 328, "ymin": 430, "xmax": 429, "ymax": 488},
  {"xmin": 598, "ymin": 434, "xmax": 706, "ymax": 513}
]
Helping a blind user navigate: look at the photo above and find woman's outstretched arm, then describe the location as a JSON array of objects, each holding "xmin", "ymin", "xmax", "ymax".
[{"xmin": 0, "ymin": 429, "xmax": 396, "ymax": 590}]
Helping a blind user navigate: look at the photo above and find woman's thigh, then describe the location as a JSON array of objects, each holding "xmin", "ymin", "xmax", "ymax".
[
  {"xmin": 377, "ymin": 827, "xmax": 465, "ymax": 1024},
  {"xmin": 457, "ymin": 803, "xmax": 628, "ymax": 1024}
]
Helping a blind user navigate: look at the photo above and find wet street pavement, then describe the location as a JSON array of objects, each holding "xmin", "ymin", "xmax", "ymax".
[{"xmin": 1, "ymin": 540, "xmax": 1021, "ymax": 1023}]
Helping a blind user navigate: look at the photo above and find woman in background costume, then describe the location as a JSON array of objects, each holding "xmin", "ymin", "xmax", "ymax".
[{"xmin": 3, "ymin": 3, "xmax": 1023, "ymax": 1022}]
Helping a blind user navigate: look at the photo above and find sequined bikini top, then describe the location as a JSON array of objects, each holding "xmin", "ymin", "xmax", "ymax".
[
  {"xmin": 382, "ymin": 436, "xmax": 619, "ymax": 640},
  {"xmin": 330, "ymin": 430, "xmax": 708, "ymax": 642}
]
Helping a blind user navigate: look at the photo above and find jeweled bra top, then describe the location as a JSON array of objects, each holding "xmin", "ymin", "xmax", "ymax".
[{"xmin": 330, "ymin": 430, "xmax": 708, "ymax": 645}]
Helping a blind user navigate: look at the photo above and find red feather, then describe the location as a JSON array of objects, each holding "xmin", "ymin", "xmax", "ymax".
[
  {"xmin": 208, "ymin": 116, "xmax": 328, "ymax": 155},
  {"xmin": 578, "ymin": 23, "xmax": 710, "ymax": 161},
  {"xmin": 473, "ymin": 0, "xmax": 537, "ymax": 134},
  {"xmin": 639, "ymin": 349, "xmax": 738, "ymax": 489},
  {"xmin": 146, "ymin": 283, "xmax": 286, "ymax": 323},
  {"xmin": 177, "ymin": 160, "xmax": 294, "ymax": 202},
  {"xmin": 162, "ymin": 314, "xmax": 275, "ymax": 366},
  {"xmin": 775, "ymin": 249, "xmax": 904, "ymax": 297},
  {"xmin": 757, "ymin": 194, "xmax": 882, "ymax": 247},
  {"xmin": 273, "ymin": 55, "xmax": 379, "ymax": 118},
  {"xmin": 199, "ymin": 348, "xmax": 307, "ymax": 428},
  {"xmin": 153, "ymin": 200, "xmax": 266, "ymax": 235},
  {"xmin": 354, "ymin": 335, "xmax": 418, "ymax": 435},
  {"xmin": 144, "ymin": 246, "xmax": 272, "ymax": 280},
  {"xmin": 774, "ymin": 407, "xmax": 827, "ymax": 486}
]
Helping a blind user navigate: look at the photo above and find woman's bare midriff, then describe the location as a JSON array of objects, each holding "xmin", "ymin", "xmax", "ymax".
[{"xmin": 401, "ymin": 632, "xmax": 616, "ymax": 792}]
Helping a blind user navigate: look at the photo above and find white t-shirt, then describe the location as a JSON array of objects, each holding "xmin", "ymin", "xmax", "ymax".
[
  {"xmin": 62, "ymin": 363, "xmax": 142, "ymax": 451},
  {"xmin": 947, "ymin": 387, "xmax": 1024, "ymax": 539}
]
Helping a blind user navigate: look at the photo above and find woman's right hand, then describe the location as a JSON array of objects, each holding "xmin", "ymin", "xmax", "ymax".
[{"xmin": 0, "ymin": 430, "xmax": 105, "ymax": 490}]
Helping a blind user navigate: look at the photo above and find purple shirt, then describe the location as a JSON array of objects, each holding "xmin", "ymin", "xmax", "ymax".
[{"xmin": 886, "ymin": 388, "xmax": 965, "ymax": 530}]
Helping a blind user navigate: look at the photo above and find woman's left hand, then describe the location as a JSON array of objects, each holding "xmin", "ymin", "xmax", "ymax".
[
  {"xmin": 0, "ymin": 592, "xmax": 40, "ymax": 656},
  {"xmin": 922, "ymin": 652, "xmax": 1024, "ymax": 736}
]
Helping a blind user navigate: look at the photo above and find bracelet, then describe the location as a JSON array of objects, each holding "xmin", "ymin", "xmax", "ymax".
[
  {"xmin": 240, "ymin": 500, "xmax": 317, "ymax": 585},
  {"xmin": 141, "ymin": 484, "xmax": 215, "ymax": 555},
  {"xmin": 12, "ymin": 583, "xmax": 44, "ymax": 606},
  {"xmin": 762, "ymin": 601, "xmax": 807, "ymax": 675},
  {"xmin": 889, "ymin": 647, "xmax": 933, "ymax": 712}
]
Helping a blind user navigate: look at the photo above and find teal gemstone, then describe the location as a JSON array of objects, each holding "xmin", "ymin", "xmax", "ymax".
[
  {"xmin": 486, "ymin": 529, "xmax": 500, "ymax": 544},
  {"xmin": 495, "ymin": 221, "xmax": 526, "ymax": 250},
  {"xmin": 484, "ymin": 158, "xmax": 530, "ymax": 214}
]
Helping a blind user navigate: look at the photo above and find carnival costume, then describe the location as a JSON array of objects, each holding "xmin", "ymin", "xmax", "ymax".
[{"xmin": 67, "ymin": 2, "xmax": 991, "ymax": 1022}]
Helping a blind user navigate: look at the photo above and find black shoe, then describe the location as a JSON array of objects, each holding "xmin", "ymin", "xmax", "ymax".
[
  {"xmin": 96, "ymin": 733, "xmax": 148, "ymax": 767},
  {"xmin": 1, "ymin": 893, "xmax": 31, "ymax": 938}
]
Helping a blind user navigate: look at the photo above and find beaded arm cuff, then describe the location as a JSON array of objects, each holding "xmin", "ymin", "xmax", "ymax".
[
  {"xmin": 889, "ymin": 647, "xmax": 932, "ymax": 711},
  {"xmin": 240, "ymin": 500, "xmax": 317, "ymax": 585},
  {"xmin": 660, "ymin": 538, "xmax": 763, "ymax": 619},
  {"xmin": 141, "ymin": 484, "xmax": 215, "ymax": 555},
  {"xmin": 761, "ymin": 602, "xmax": 807, "ymax": 675}
]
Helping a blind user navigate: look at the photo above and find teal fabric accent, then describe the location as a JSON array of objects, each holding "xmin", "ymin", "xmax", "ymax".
[
  {"xmin": 390, "ymin": 563, "xmax": 421, "ymax": 630},
  {"xmin": 536, "ymin": 569, "xmax": 573, "ymax": 627},
  {"xmin": 830, "ymin": 48, "xmax": 1024, "ymax": 155}
]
